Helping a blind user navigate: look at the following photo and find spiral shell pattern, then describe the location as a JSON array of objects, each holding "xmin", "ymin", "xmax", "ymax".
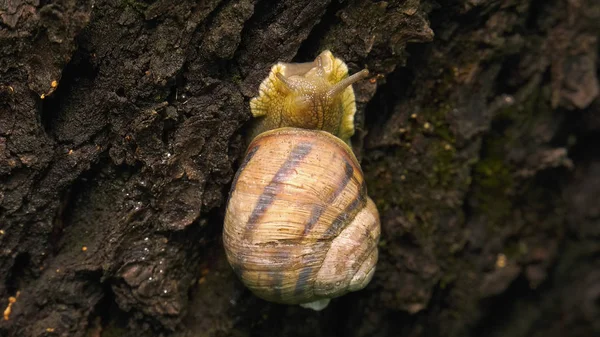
[{"xmin": 223, "ymin": 127, "xmax": 380, "ymax": 304}]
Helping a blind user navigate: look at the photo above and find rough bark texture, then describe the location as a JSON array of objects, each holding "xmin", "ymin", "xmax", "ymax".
[{"xmin": 1, "ymin": 0, "xmax": 599, "ymax": 336}]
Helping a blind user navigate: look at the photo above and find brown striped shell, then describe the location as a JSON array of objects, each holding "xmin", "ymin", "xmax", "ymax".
[{"xmin": 223, "ymin": 127, "xmax": 380, "ymax": 307}]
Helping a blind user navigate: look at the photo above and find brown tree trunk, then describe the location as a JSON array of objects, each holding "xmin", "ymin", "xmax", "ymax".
[{"xmin": 1, "ymin": 0, "xmax": 599, "ymax": 336}]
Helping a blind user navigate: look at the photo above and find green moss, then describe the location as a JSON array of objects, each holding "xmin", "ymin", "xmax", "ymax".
[
  {"xmin": 429, "ymin": 140, "xmax": 458, "ymax": 188},
  {"xmin": 153, "ymin": 89, "xmax": 170, "ymax": 103},
  {"xmin": 365, "ymin": 104, "xmax": 464, "ymax": 244},
  {"xmin": 231, "ymin": 73, "xmax": 243, "ymax": 85},
  {"xmin": 470, "ymin": 85, "xmax": 552, "ymax": 227},
  {"xmin": 503, "ymin": 241, "xmax": 529, "ymax": 260},
  {"xmin": 122, "ymin": 0, "xmax": 149, "ymax": 12},
  {"xmin": 470, "ymin": 134, "xmax": 515, "ymax": 226}
]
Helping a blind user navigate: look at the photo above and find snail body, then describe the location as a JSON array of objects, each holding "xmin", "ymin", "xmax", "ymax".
[{"xmin": 224, "ymin": 51, "xmax": 380, "ymax": 310}]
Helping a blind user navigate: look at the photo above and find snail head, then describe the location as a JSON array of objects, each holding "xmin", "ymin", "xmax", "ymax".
[{"xmin": 250, "ymin": 50, "xmax": 369, "ymax": 143}]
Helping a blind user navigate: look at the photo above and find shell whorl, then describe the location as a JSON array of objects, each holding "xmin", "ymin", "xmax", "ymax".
[{"xmin": 223, "ymin": 128, "xmax": 380, "ymax": 304}]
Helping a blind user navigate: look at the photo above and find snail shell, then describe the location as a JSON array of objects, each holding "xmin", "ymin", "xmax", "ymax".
[
  {"xmin": 223, "ymin": 50, "xmax": 380, "ymax": 309},
  {"xmin": 223, "ymin": 128, "xmax": 380, "ymax": 306}
]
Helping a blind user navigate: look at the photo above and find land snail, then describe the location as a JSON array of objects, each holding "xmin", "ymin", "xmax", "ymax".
[{"xmin": 223, "ymin": 50, "xmax": 380, "ymax": 311}]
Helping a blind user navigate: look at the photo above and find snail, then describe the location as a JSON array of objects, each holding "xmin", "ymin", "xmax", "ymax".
[{"xmin": 223, "ymin": 50, "xmax": 380, "ymax": 311}]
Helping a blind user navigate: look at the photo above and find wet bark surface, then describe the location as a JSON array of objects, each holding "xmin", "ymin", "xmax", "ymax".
[{"xmin": 1, "ymin": 0, "xmax": 599, "ymax": 336}]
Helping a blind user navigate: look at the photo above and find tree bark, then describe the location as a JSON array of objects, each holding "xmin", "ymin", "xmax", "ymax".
[{"xmin": 1, "ymin": 0, "xmax": 599, "ymax": 336}]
